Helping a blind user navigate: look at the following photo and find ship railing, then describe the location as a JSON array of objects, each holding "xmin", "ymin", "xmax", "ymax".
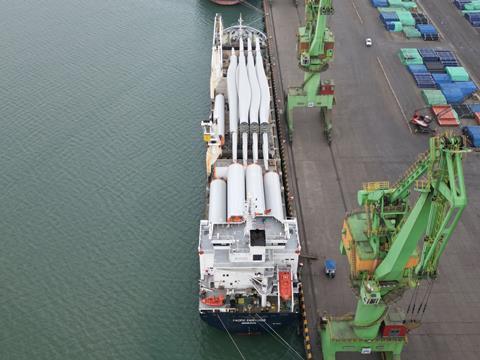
[{"xmin": 214, "ymin": 259, "xmax": 275, "ymax": 268}]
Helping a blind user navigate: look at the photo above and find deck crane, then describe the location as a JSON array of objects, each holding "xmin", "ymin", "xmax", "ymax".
[
  {"xmin": 319, "ymin": 134, "xmax": 469, "ymax": 359},
  {"xmin": 287, "ymin": 0, "xmax": 335, "ymax": 143}
]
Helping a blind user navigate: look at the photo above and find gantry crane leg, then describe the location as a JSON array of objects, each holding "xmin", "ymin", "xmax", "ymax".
[{"xmin": 287, "ymin": 72, "xmax": 334, "ymax": 143}]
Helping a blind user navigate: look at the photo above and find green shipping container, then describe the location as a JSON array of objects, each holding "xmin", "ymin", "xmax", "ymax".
[
  {"xmin": 377, "ymin": 7, "xmax": 405, "ymax": 12},
  {"xmin": 399, "ymin": 48, "xmax": 423, "ymax": 65},
  {"xmin": 446, "ymin": 66, "xmax": 470, "ymax": 82},
  {"xmin": 397, "ymin": 12, "xmax": 416, "ymax": 25},
  {"xmin": 422, "ymin": 90, "xmax": 447, "ymax": 106},
  {"xmin": 393, "ymin": 22, "xmax": 403, "ymax": 31},
  {"xmin": 464, "ymin": 2, "xmax": 480, "ymax": 10},
  {"xmin": 398, "ymin": 2, "xmax": 417, "ymax": 9},
  {"xmin": 403, "ymin": 26, "xmax": 421, "ymax": 38}
]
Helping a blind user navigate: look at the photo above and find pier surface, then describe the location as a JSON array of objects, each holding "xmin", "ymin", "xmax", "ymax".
[{"xmin": 265, "ymin": 0, "xmax": 480, "ymax": 359}]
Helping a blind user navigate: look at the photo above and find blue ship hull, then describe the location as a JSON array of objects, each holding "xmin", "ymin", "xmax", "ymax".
[{"xmin": 200, "ymin": 310, "xmax": 299, "ymax": 334}]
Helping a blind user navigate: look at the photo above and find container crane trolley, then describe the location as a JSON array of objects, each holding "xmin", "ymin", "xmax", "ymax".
[
  {"xmin": 319, "ymin": 135, "xmax": 469, "ymax": 359},
  {"xmin": 287, "ymin": 0, "xmax": 335, "ymax": 143}
]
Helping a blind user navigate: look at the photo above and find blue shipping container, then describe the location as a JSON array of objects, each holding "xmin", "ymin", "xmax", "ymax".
[
  {"xmin": 462, "ymin": 126, "xmax": 480, "ymax": 147},
  {"xmin": 416, "ymin": 24, "xmax": 438, "ymax": 34},
  {"xmin": 436, "ymin": 50, "xmax": 459, "ymax": 66},
  {"xmin": 418, "ymin": 48, "xmax": 439, "ymax": 61},
  {"xmin": 371, "ymin": 0, "xmax": 389, "ymax": 7},
  {"xmin": 408, "ymin": 64, "xmax": 428, "ymax": 74},
  {"xmin": 455, "ymin": 81, "xmax": 478, "ymax": 97},
  {"xmin": 414, "ymin": 73, "xmax": 436, "ymax": 88},
  {"xmin": 380, "ymin": 12, "xmax": 400, "ymax": 22},
  {"xmin": 384, "ymin": 21, "xmax": 396, "ymax": 31},
  {"xmin": 439, "ymin": 83, "xmax": 466, "ymax": 104},
  {"xmin": 468, "ymin": 104, "xmax": 480, "ymax": 113},
  {"xmin": 432, "ymin": 73, "xmax": 452, "ymax": 85},
  {"xmin": 454, "ymin": 0, "xmax": 472, "ymax": 10}
]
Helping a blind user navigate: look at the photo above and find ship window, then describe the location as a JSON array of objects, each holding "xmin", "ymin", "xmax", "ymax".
[
  {"xmin": 253, "ymin": 254, "xmax": 263, "ymax": 261},
  {"xmin": 250, "ymin": 230, "xmax": 266, "ymax": 247}
]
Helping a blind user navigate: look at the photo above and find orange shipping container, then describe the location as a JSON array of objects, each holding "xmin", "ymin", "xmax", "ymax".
[{"xmin": 432, "ymin": 105, "xmax": 459, "ymax": 126}]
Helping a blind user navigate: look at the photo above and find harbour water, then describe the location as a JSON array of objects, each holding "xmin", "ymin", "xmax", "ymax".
[{"xmin": 0, "ymin": 1, "xmax": 303, "ymax": 359}]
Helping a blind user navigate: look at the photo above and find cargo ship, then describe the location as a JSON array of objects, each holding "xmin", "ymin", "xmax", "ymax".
[{"xmin": 198, "ymin": 14, "xmax": 301, "ymax": 334}]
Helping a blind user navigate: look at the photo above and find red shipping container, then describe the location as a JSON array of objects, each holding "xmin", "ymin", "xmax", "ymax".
[{"xmin": 432, "ymin": 105, "xmax": 459, "ymax": 126}]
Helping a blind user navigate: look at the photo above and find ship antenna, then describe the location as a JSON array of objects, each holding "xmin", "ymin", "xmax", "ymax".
[{"xmin": 238, "ymin": 13, "xmax": 244, "ymax": 41}]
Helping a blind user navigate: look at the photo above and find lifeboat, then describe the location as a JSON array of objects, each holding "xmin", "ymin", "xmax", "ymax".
[
  {"xmin": 201, "ymin": 295, "xmax": 225, "ymax": 306},
  {"xmin": 279, "ymin": 271, "xmax": 292, "ymax": 301}
]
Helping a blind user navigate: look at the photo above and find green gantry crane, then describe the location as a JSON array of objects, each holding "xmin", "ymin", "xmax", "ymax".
[
  {"xmin": 319, "ymin": 135, "xmax": 469, "ymax": 359},
  {"xmin": 287, "ymin": 0, "xmax": 335, "ymax": 143}
]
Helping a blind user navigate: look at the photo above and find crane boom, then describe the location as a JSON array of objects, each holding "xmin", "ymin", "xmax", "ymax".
[{"xmin": 375, "ymin": 136, "xmax": 467, "ymax": 281}]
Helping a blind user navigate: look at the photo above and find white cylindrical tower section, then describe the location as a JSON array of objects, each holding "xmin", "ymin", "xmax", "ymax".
[
  {"xmin": 246, "ymin": 164, "xmax": 265, "ymax": 214},
  {"xmin": 227, "ymin": 163, "xmax": 245, "ymax": 222},
  {"xmin": 213, "ymin": 166, "xmax": 228, "ymax": 179},
  {"xmin": 214, "ymin": 94, "xmax": 225, "ymax": 141},
  {"xmin": 264, "ymin": 171, "xmax": 284, "ymax": 221},
  {"xmin": 209, "ymin": 179, "xmax": 226, "ymax": 224}
]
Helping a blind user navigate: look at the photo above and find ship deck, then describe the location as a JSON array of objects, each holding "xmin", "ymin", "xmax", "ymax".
[{"xmin": 265, "ymin": 0, "xmax": 480, "ymax": 359}]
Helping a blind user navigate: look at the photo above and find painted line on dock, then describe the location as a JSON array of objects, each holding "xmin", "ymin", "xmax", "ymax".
[
  {"xmin": 351, "ymin": 0, "xmax": 364, "ymax": 25},
  {"xmin": 376, "ymin": 56, "xmax": 413, "ymax": 134}
]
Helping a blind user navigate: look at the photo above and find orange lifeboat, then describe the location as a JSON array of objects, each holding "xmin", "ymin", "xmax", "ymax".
[
  {"xmin": 201, "ymin": 295, "xmax": 225, "ymax": 307},
  {"xmin": 279, "ymin": 271, "xmax": 292, "ymax": 301}
]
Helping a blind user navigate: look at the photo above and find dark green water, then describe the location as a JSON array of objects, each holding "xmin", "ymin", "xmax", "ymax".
[{"xmin": 0, "ymin": 1, "xmax": 303, "ymax": 359}]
